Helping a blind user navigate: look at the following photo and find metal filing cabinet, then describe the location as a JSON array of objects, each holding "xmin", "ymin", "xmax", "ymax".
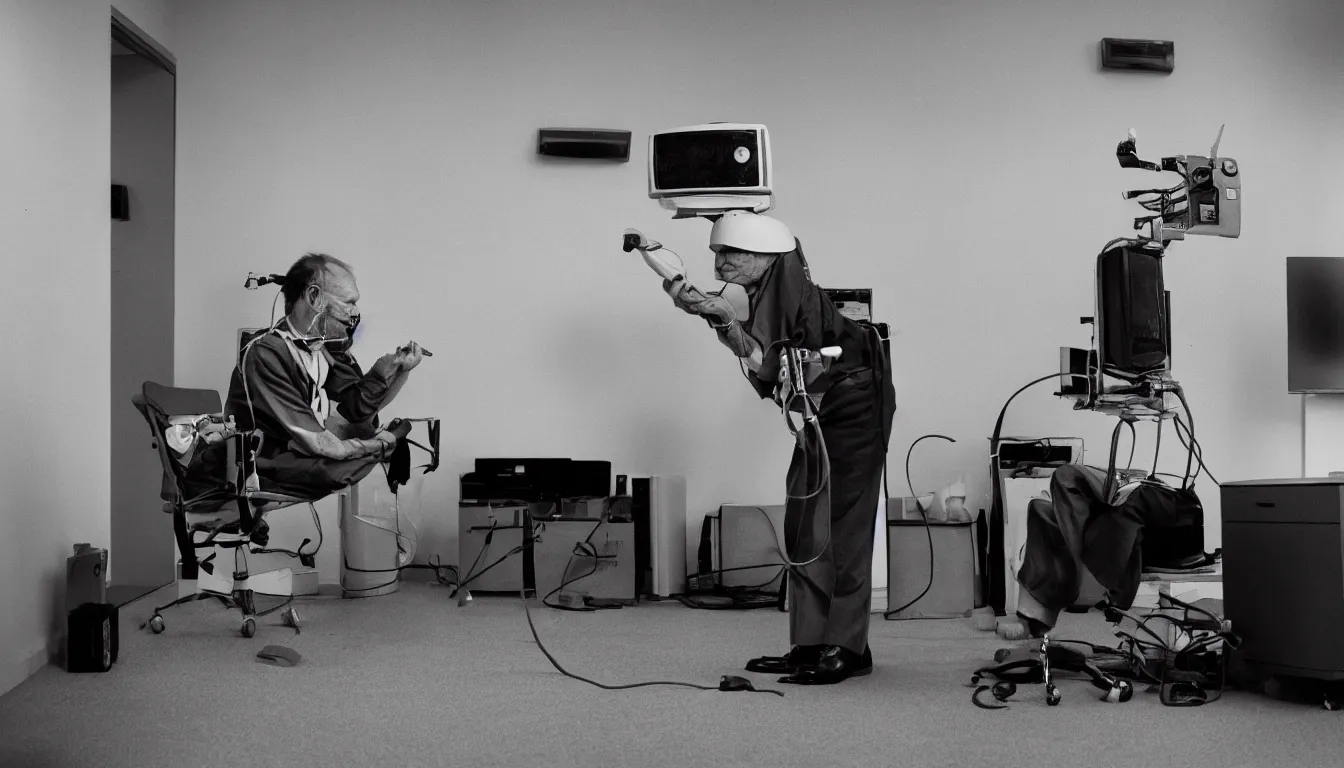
[{"xmin": 1221, "ymin": 478, "xmax": 1344, "ymax": 680}]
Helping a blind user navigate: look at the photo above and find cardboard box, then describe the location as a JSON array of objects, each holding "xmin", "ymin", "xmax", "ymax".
[{"xmin": 533, "ymin": 519, "xmax": 636, "ymax": 603}]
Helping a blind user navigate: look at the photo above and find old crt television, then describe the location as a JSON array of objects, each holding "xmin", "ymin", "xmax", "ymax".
[
  {"xmin": 1287, "ymin": 257, "xmax": 1344, "ymax": 393},
  {"xmin": 1096, "ymin": 244, "xmax": 1171, "ymax": 379},
  {"xmin": 648, "ymin": 123, "xmax": 772, "ymax": 200}
]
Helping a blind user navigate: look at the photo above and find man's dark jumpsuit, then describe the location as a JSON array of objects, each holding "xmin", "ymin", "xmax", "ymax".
[
  {"xmin": 728, "ymin": 241, "xmax": 897, "ymax": 662},
  {"xmin": 220, "ymin": 324, "xmax": 395, "ymax": 499}
]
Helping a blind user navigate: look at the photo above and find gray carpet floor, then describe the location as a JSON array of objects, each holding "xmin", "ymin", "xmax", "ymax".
[{"xmin": 1, "ymin": 581, "xmax": 1338, "ymax": 768}]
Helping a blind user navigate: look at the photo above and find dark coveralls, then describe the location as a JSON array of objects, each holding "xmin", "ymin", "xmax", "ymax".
[
  {"xmin": 211, "ymin": 330, "xmax": 394, "ymax": 500},
  {"xmin": 728, "ymin": 241, "xmax": 897, "ymax": 656},
  {"xmin": 1016, "ymin": 463, "xmax": 1177, "ymax": 631}
]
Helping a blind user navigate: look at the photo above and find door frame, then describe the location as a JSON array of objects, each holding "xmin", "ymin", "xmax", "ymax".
[
  {"xmin": 111, "ymin": 8, "xmax": 176, "ymax": 76},
  {"xmin": 109, "ymin": 7, "xmax": 178, "ymax": 606}
]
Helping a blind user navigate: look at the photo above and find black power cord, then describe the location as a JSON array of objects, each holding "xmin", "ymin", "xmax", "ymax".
[
  {"xmin": 883, "ymin": 434, "xmax": 956, "ymax": 619},
  {"xmin": 679, "ymin": 560, "xmax": 787, "ymax": 611},
  {"xmin": 339, "ymin": 554, "xmax": 460, "ymax": 595},
  {"xmin": 987, "ymin": 371, "xmax": 1095, "ymax": 614},
  {"xmin": 538, "ymin": 518, "xmax": 619, "ymax": 611},
  {"xmin": 681, "ymin": 506, "xmax": 794, "ymax": 611},
  {"xmin": 334, "ymin": 503, "xmax": 787, "ymax": 695},
  {"xmin": 515, "ymin": 508, "xmax": 786, "ymax": 697}
]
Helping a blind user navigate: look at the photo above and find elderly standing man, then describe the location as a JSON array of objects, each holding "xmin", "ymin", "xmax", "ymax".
[{"xmin": 664, "ymin": 212, "xmax": 896, "ymax": 685}]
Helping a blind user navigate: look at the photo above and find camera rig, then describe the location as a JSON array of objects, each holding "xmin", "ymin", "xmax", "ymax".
[{"xmin": 1058, "ymin": 126, "xmax": 1241, "ymax": 422}]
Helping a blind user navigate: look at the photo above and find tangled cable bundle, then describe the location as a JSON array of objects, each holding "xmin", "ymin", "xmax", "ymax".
[{"xmin": 969, "ymin": 591, "xmax": 1241, "ymax": 709}]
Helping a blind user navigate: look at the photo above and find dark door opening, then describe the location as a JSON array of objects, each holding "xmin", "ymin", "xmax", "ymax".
[{"xmin": 109, "ymin": 10, "xmax": 177, "ymax": 608}]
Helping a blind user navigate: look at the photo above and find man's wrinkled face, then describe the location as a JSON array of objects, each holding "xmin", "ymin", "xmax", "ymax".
[
  {"xmin": 714, "ymin": 248, "xmax": 776, "ymax": 286},
  {"xmin": 311, "ymin": 269, "xmax": 361, "ymax": 340}
]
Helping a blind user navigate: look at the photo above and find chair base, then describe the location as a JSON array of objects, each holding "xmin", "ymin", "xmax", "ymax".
[{"xmin": 142, "ymin": 558, "xmax": 302, "ymax": 639}]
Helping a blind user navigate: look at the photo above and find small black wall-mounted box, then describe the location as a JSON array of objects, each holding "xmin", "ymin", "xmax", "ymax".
[
  {"xmin": 1100, "ymin": 38, "xmax": 1175, "ymax": 73},
  {"xmin": 537, "ymin": 129, "xmax": 632, "ymax": 161},
  {"xmin": 111, "ymin": 184, "xmax": 130, "ymax": 221}
]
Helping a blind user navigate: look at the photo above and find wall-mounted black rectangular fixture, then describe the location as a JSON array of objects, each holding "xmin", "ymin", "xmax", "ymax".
[
  {"xmin": 111, "ymin": 184, "xmax": 130, "ymax": 221},
  {"xmin": 1101, "ymin": 38, "xmax": 1175, "ymax": 73},
  {"xmin": 537, "ymin": 128, "xmax": 632, "ymax": 161}
]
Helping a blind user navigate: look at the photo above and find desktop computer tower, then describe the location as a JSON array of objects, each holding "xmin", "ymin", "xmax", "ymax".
[{"xmin": 630, "ymin": 475, "xmax": 687, "ymax": 597}]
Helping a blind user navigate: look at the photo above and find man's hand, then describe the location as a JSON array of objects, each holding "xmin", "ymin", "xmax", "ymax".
[
  {"xmin": 370, "ymin": 342, "xmax": 424, "ymax": 382},
  {"xmin": 372, "ymin": 429, "xmax": 400, "ymax": 459},
  {"xmin": 369, "ymin": 418, "xmax": 413, "ymax": 459},
  {"xmin": 663, "ymin": 278, "xmax": 736, "ymax": 325},
  {"xmin": 384, "ymin": 418, "xmax": 412, "ymax": 441},
  {"xmin": 663, "ymin": 278, "xmax": 707, "ymax": 315},
  {"xmin": 695, "ymin": 295, "xmax": 736, "ymax": 326},
  {"xmin": 392, "ymin": 341, "xmax": 424, "ymax": 372}
]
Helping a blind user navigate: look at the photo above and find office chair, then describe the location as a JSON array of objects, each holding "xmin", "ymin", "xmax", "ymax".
[{"xmin": 132, "ymin": 381, "xmax": 325, "ymax": 639}]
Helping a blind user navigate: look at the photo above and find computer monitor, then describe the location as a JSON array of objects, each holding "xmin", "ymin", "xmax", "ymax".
[
  {"xmin": 647, "ymin": 123, "xmax": 772, "ymax": 200},
  {"xmin": 1286, "ymin": 257, "xmax": 1344, "ymax": 394},
  {"xmin": 1096, "ymin": 244, "xmax": 1171, "ymax": 380}
]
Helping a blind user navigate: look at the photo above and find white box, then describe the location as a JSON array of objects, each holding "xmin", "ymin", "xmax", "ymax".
[
  {"xmin": 457, "ymin": 503, "xmax": 527, "ymax": 592},
  {"xmin": 716, "ymin": 504, "xmax": 786, "ymax": 592},
  {"xmin": 533, "ymin": 520, "xmax": 636, "ymax": 602}
]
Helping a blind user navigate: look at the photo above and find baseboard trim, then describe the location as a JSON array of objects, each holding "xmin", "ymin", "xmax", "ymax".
[
  {"xmin": 0, "ymin": 644, "xmax": 54, "ymax": 699},
  {"xmin": 870, "ymin": 586, "xmax": 888, "ymax": 614}
]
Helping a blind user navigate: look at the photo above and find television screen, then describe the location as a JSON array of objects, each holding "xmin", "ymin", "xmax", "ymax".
[
  {"xmin": 650, "ymin": 128, "xmax": 764, "ymax": 193},
  {"xmin": 1286, "ymin": 257, "xmax": 1344, "ymax": 393},
  {"xmin": 1098, "ymin": 245, "xmax": 1169, "ymax": 378}
]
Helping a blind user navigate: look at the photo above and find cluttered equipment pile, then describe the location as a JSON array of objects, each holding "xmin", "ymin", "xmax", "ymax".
[{"xmin": 969, "ymin": 126, "xmax": 1247, "ymax": 709}]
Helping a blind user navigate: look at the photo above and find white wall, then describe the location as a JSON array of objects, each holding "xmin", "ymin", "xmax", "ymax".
[
  {"xmin": 172, "ymin": 0, "xmax": 1344, "ymax": 584},
  {"xmin": 0, "ymin": 0, "xmax": 174, "ymax": 699},
  {"xmin": 0, "ymin": 0, "xmax": 132, "ymax": 698}
]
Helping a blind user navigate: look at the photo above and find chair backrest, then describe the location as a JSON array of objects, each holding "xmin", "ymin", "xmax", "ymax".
[{"xmin": 131, "ymin": 381, "xmax": 225, "ymax": 506}]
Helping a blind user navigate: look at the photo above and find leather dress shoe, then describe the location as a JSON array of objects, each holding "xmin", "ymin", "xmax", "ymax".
[
  {"xmin": 779, "ymin": 645, "xmax": 872, "ymax": 685},
  {"xmin": 745, "ymin": 644, "xmax": 824, "ymax": 674}
]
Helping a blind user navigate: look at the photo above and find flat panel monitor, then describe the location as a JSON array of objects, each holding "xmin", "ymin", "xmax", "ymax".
[{"xmin": 1287, "ymin": 257, "xmax": 1344, "ymax": 394}]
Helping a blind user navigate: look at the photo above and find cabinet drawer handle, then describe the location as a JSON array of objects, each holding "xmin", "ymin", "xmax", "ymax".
[{"xmin": 1255, "ymin": 502, "xmax": 1275, "ymax": 508}]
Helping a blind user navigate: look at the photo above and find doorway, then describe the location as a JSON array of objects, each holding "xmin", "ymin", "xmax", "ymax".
[{"xmin": 109, "ymin": 10, "xmax": 177, "ymax": 608}]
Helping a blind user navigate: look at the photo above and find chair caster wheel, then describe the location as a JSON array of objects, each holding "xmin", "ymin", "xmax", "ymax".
[
  {"xmin": 1046, "ymin": 684, "xmax": 1061, "ymax": 706},
  {"xmin": 241, "ymin": 617, "xmax": 256, "ymax": 638},
  {"xmin": 149, "ymin": 615, "xmax": 165, "ymax": 634},
  {"xmin": 283, "ymin": 608, "xmax": 301, "ymax": 633}
]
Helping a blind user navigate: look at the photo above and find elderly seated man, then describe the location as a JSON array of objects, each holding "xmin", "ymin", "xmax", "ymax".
[{"xmin": 223, "ymin": 252, "xmax": 424, "ymax": 499}]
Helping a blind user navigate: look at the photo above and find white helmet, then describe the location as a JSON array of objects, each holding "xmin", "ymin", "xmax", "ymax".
[{"xmin": 709, "ymin": 211, "xmax": 795, "ymax": 254}]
